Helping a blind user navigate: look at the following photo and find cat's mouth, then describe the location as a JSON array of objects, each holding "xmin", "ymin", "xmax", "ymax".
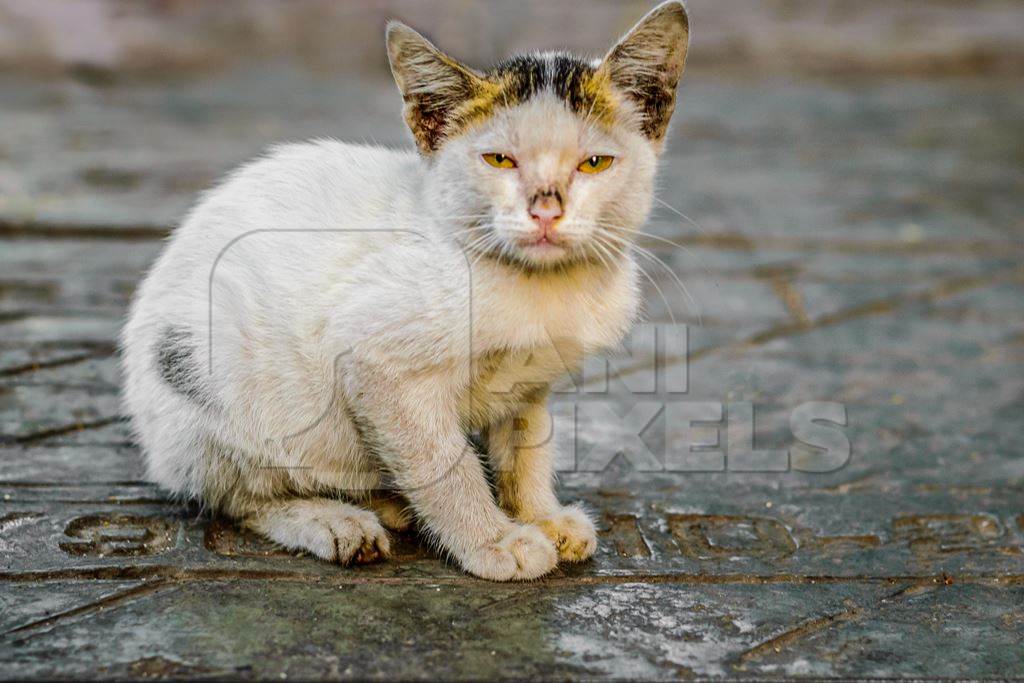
[
  {"xmin": 515, "ymin": 233, "xmax": 571, "ymax": 261},
  {"xmin": 462, "ymin": 222, "xmax": 607, "ymax": 272},
  {"xmin": 518, "ymin": 233, "xmax": 564, "ymax": 248}
]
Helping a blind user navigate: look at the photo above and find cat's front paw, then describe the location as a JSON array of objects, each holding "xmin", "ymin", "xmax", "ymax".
[
  {"xmin": 461, "ymin": 524, "xmax": 558, "ymax": 581},
  {"xmin": 536, "ymin": 503, "xmax": 597, "ymax": 562}
]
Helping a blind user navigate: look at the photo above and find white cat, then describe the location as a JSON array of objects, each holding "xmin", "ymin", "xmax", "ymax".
[{"xmin": 121, "ymin": 1, "xmax": 689, "ymax": 580}]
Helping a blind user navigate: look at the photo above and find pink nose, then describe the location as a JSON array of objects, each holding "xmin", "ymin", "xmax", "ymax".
[{"xmin": 529, "ymin": 195, "xmax": 563, "ymax": 232}]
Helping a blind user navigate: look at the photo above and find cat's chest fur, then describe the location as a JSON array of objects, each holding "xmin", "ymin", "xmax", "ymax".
[
  {"xmin": 454, "ymin": 260, "xmax": 638, "ymax": 428},
  {"xmin": 460, "ymin": 342, "xmax": 580, "ymax": 428}
]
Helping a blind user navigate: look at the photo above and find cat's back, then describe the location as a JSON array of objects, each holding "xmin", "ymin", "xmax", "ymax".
[
  {"xmin": 124, "ymin": 140, "xmax": 429, "ymax": 376},
  {"xmin": 135, "ymin": 140, "xmax": 423, "ymax": 306},
  {"xmin": 237, "ymin": 139, "xmax": 419, "ymax": 196},
  {"xmin": 194, "ymin": 140, "xmax": 421, "ymax": 238}
]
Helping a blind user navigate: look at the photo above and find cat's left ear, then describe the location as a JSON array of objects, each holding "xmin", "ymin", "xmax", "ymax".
[
  {"xmin": 600, "ymin": 1, "xmax": 689, "ymax": 147},
  {"xmin": 386, "ymin": 21, "xmax": 487, "ymax": 154}
]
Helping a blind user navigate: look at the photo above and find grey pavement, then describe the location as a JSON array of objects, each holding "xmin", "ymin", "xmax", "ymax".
[{"xmin": 1, "ymin": 48, "xmax": 1023, "ymax": 681}]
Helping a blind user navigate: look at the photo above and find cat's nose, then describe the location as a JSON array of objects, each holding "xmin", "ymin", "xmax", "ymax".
[{"xmin": 529, "ymin": 192, "xmax": 563, "ymax": 232}]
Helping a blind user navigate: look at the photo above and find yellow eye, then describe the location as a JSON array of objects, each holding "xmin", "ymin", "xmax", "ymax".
[
  {"xmin": 578, "ymin": 155, "xmax": 614, "ymax": 174},
  {"xmin": 482, "ymin": 153, "xmax": 516, "ymax": 169}
]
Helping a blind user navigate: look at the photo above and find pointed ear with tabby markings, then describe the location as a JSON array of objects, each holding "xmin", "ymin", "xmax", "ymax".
[
  {"xmin": 386, "ymin": 21, "xmax": 490, "ymax": 154},
  {"xmin": 601, "ymin": 1, "xmax": 689, "ymax": 146}
]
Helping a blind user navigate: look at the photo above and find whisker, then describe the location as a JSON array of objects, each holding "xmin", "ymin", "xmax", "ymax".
[
  {"xmin": 632, "ymin": 246, "xmax": 702, "ymax": 325},
  {"xmin": 652, "ymin": 196, "xmax": 710, "ymax": 238},
  {"xmin": 591, "ymin": 219, "xmax": 706, "ymax": 268},
  {"xmin": 593, "ymin": 220, "xmax": 717, "ymax": 291},
  {"xmin": 594, "ymin": 227, "xmax": 703, "ymax": 325},
  {"xmin": 588, "ymin": 234, "xmax": 617, "ymax": 273},
  {"xmin": 595, "ymin": 232, "xmax": 677, "ymax": 326},
  {"xmin": 635, "ymin": 257, "xmax": 677, "ymax": 327}
]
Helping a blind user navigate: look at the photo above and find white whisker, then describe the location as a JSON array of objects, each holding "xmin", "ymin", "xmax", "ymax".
[
  {"xmin": 594, "ymin": 226, "xmax": 703, "ymax": 325},
  {"xmin": 653, "ymin": 196, "xmax": 709, "ymax": 237}
]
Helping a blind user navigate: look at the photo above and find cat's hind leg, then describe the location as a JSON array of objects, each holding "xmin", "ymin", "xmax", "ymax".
[
  {"xmin": 363, "ymin": 493, "xmax": 414, "ymax": 533},
  {"xmin": 245, "ymin": 498, "xmax": 391, "ymax": 565}
]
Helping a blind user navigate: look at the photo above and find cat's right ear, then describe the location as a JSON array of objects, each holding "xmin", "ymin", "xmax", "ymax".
[
  {"xmin": 600, "ymin": 1, "xmax": 689, "ymax": 148},
  {"xmin": 386, "ymin": 21, "xmax": 486, "ymax": 154}
]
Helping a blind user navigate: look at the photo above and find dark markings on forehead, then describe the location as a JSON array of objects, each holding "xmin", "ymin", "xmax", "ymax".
[{"xmin": 486, "ymin": 53, "xmax": 614, "ymax": 120}]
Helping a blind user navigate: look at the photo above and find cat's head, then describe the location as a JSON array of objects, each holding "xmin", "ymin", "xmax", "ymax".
[{"xmin": 387, "ymin": 1, "xmax": 689, "ymax": 272}]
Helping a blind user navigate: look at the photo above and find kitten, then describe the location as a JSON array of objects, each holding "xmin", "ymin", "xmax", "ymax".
[{"xmin": 121, "ymin": 1, "xmax": 688, "ymax": 580}]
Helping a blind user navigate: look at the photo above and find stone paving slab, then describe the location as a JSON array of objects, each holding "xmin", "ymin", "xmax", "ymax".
[
  {"xmin": 2, "ymin": 484, "xmax": 1023, "ymax": 578},
  {"xmin": 1, "ymin": 63, "xmax": 1023, "ymax": 678},
  {"xmin": 3, "ymin": 72, "xmax": 1023, "ymax": 245},
  {"xmin": 5, "ymin": 578, "xmax": 1023, "ymax": 680},
  {"xmin": 2, "ymin": 482, "xmax": 1023, "ymax": 679}
]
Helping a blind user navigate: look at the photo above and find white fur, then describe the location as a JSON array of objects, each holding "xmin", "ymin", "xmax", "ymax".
[
  {"xmin": 122, "ymin": 2, "xmax": 687, "ymax": 580},
  {"xmin": 121, "ymin": 137, "xmax": 637, "ymax": 576}
]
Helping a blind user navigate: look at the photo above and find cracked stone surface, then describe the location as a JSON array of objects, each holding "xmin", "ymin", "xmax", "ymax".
[{"xmin": 2, "ymin": 15, "xmax": 1024, "ymax": 680}]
